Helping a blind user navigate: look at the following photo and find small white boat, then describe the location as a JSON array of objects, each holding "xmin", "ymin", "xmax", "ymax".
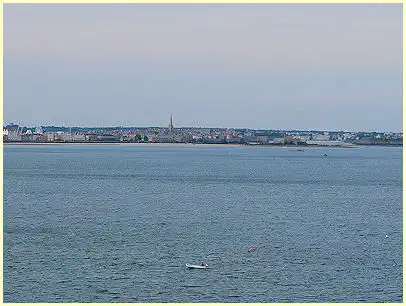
[{"xmin": 186, "ymin": 264, "xmax": 209, "ymax": 269}]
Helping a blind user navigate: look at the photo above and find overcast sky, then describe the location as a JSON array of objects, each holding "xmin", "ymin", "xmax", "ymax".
[{"xmin": 4, "ymin": 4, "xmax": 402, "ymax": 132}]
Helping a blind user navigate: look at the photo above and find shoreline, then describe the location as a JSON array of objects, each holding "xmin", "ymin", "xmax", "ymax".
[{"xmin": 3, "ymin": 142, "xmax": 400, "ymax": 148}]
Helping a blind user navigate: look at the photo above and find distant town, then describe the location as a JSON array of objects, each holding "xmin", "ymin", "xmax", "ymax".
[{"xmin": 3, "ymin": 116, "xmax": 402, "ymax": 147}]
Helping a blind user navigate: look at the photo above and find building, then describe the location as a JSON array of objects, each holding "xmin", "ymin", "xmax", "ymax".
[
  {"xmin": 72, "ymin": 133, "xmax": 86, "ymax": 142},
  {"xmin": 149, "ymin": 134, "xmax": 172, "ymax": 143},
  {"xmin": 35, "ymin": 126, "xmax": 44, "ymax": 134},
  {"xmin": 96, "ymin": 134, "xmax": 121, "ymax": 142},
  {"xmin": 271, "ymin": 138, "xmax": 285, "ymax": 144},
  {"xmin": 257, "ymin": 136, "xmax": 270, "ymax": 144},
  {"xmin": 312, "ymin": 134, "xmax": 330, "ymax": 141},
  {"xmin": 299, "ymin": 135, "xmax": 311, "ymax": 142},
  {"xmin": 45, "ymin": 132, "xmax": 57, "ymax": 142}
]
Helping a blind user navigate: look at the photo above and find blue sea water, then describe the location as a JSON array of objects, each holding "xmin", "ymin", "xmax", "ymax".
[{"xmin": 3, "ymin": 144, "xmax": 402, "ymax": 302}]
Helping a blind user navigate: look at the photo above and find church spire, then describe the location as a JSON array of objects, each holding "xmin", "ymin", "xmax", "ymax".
[{"xmin": 168, "ymin": 114, "xmax": 174, "ymax": 133}]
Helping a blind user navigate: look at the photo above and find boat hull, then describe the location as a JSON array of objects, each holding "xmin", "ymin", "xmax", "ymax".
[{"xmin": 186, "ymin": 264, "xmax": 208, "ymax": 269}]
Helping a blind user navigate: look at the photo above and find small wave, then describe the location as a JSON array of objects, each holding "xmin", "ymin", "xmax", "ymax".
[
  {"xmin": 112, "ymin": 277, "xmax": 130, "ymax": 281},
  {"xmin": 182, "ymin": 285, "xmax": 204, "ymax": 288},
  {"xmin": 55, "ymin": 279, "xmax": 72, "ymax": 284},
  {"xmin": 227, "ymin": 275, "xmax": 239, "ymax": 279},
  {"xmin": 108, "ymin": 291, "xmax": 120, "ymax": 295}
]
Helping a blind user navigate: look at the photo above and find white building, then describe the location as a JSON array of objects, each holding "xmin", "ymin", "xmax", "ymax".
[
  {"xmin": 60, "ymin": 132, "xmax": 72, "ymax": 142},
  {"xmin": 35, "ymin": 126, "xmax": 44, "ymax": 134},
  {"xmin": 312, "ymin": 134, "xmax": 330, "ymax": 141},
  {"xmin": 72, "ymin": 134, "xmax": 86, "ymax": 142},
  {"xmin": 45, "ymin": 132, "xmax": 57, "ymax": 142},
  {"xmin": 299, "ymin": 135, "xmax": 311, "ymax": 142},
  {"xmin": 5, "ymin": 129, "xmax": 22, "ymax": 141}
]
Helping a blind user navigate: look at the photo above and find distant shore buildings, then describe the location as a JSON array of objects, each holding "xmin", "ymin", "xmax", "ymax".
[{"xmin": 2, "ymin": 118, "xmax": 403, "ymax": 146}]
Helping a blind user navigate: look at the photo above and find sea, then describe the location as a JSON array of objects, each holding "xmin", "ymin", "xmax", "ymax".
[{"xmin": 3, "ymin": 144, "xmax": 403, "ymax": 302}]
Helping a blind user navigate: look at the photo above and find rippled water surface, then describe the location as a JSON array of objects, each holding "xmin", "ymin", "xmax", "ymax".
[{"xmin": 3, "ymin": 144, "xmax": 402, "ymax": 302}]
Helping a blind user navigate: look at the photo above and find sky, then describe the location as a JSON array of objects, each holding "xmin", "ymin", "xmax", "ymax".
[{"xmin": 4, "ymin": 4, "xmax": 403, "ymax": 132}]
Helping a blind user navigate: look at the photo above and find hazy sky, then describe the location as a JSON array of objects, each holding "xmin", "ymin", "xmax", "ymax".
[{"xmin": 4, "ymin": 4, "xmax": 402, "ymax": 132}]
